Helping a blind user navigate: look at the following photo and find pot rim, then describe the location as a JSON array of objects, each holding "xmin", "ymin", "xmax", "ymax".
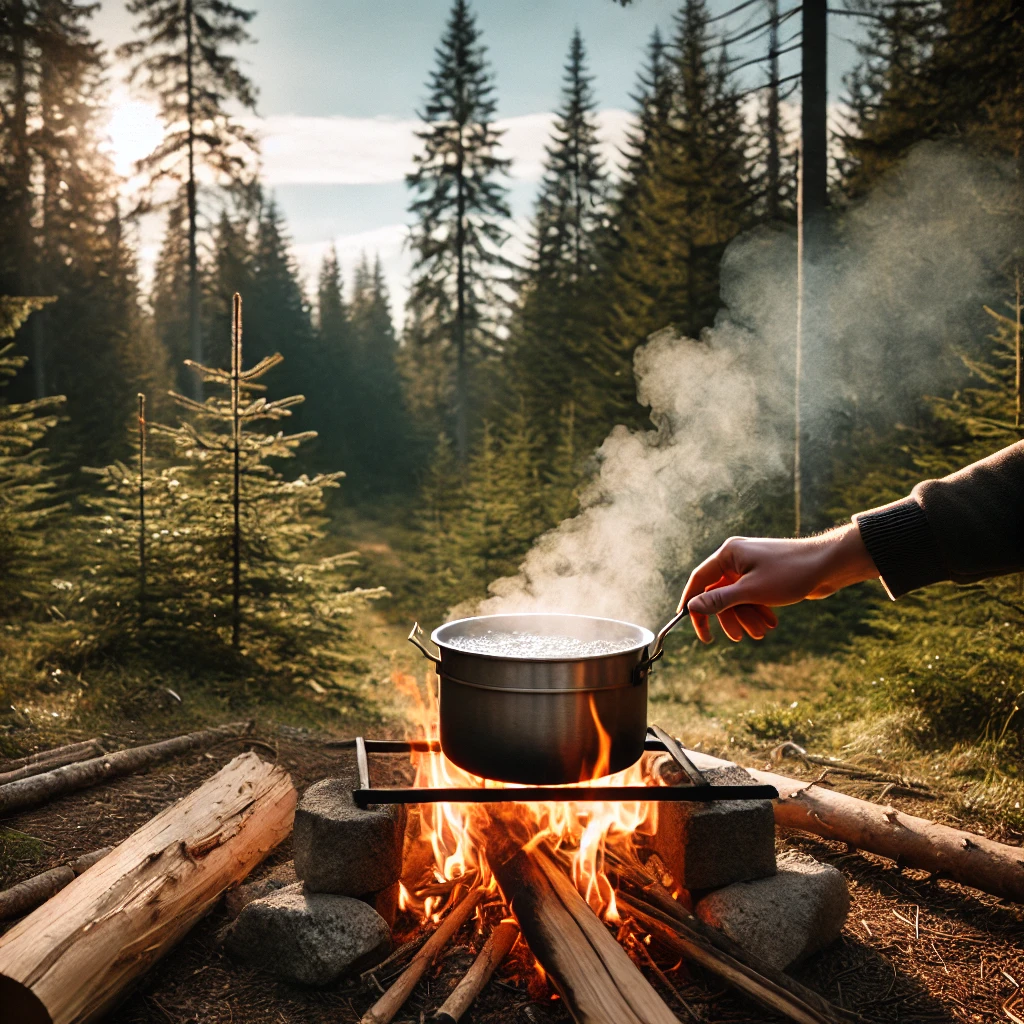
[{"xmin": 431, "ymin": 611, "xmax": 655, "ymax": 663}]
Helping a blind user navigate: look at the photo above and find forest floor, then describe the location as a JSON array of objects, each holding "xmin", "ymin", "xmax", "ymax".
[{"xmin": 1, "ymin": 586, "xmax": 1022, "ymax": 1022}]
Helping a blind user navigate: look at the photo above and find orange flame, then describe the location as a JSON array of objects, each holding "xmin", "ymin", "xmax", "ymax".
[{"xmin": 396, "ymin": 671, "xmax": 656, "ymax": 924}]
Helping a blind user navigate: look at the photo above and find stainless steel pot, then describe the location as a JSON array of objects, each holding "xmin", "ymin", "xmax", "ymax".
[{"xmin": 408, "ymin": 609, "xmax": 686, "ymax": 785}]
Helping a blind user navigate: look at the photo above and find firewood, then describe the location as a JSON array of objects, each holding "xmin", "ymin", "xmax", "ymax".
[
  {"xmin": 0, "ymin": 739, "xmax": 101, "ymax": 773},
  {"xmin": 647, "ymin": 748, "xmax": 1024, "ymax": 903},
  {"xmin": 489, "ymin": 840, "xmax": 680, "ymax": 1024},
  {"xmin": 0, "ymin": 742, "xmax": 105, "ymax": 786},
  {"xmin": 0, "ymin": 846, "xmax": 113, "ymax": 921},
  {"xmin": 434, "ymin": 919, "xmax": 519, "ymax": 1024},
  {"xmin": 610, "ymin": 857, "xmax": 862, "ymax": 1024},
  {"xmin": 0, "ymin": 751, "xmax": 295, "ymax": 1024},
  {"xmin": 0, "ymin": 720, "xmax": 253, "ymax": 816},
  {"xmin": 359, "ymin": 882, "xmax": 484, "ymax": 1024}
]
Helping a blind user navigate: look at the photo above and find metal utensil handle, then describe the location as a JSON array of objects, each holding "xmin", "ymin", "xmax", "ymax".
[
  {"xmin": 408, "ymin": 622, "xmax": 442, "ymax": 667},
  {"xmin": 641, "ymin": 605, "xmax": 689, "ymax": 670}
]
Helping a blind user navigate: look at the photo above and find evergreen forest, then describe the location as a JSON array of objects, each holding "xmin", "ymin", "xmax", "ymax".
[{"xmin": 1, "ymin": 0, "xmax": 1023, "ymax": 897}]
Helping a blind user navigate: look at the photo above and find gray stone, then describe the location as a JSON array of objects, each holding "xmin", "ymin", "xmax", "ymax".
[
  {"xmin": 294, "ymin": 777, "xmax": 406, "ymax": 895},
  {"xmin": 646, "ymin": 753, "xmax": 776, "ymax": 891},
  {"xmin": 224, "ymin": 860, "xmax": 298, "ymax": 921},
  {"xmin": 695, "ymin": 853, "xmax": 851, "ymax": 971},
  {"xmin": 222, "ymin": 882, "xmax": 391, "ymax": 986}
]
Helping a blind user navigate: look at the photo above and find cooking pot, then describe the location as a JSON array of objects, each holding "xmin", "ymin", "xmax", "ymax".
[{"xmin": 408, "ymin": 609, "xmax": 687, "ymax": 785}]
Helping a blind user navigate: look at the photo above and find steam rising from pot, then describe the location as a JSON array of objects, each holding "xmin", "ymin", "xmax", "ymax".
[{"xmin": 479, "ymin": 145, "xmax": 1018, "ymax": 628}]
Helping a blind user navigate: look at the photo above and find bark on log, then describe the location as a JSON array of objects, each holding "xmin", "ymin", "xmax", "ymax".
[
  {"xmin": 0, "ymin": 751, "xmax": 295, "ymax": 1024},
  {"xmin": 1, "ymin": 739, "xmax": 101, "ymax": 773},
  {"xmin": 434, "ymin": 920, "xmax": 519, "ymax": 1024},
  {"xmin": 0, "ymin": 721, "xmax": 253, "ymax": 816},
  {"xmin": 491, "ymin": 843, "xmax": 680, "ymax": 1024},
  {"xmin": 0, "ymin": 846, "xmax": 113, "ymax": 921},
  {"xmin": 647, "ymin": 748, "xmax": 1024, "ymax": 903}
]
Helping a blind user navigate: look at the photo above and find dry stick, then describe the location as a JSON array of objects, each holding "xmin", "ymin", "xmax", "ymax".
[
  {"xmin": 648, "ymin": 748, "xmax": 1024, "ymax": 903},
  {"xmin": 0, "ymin": 739, "xmax": 101, "ymax": 773},
  {"xmin": 359, "ymin": 884, "xmax": 484, "ymax": 1024},
  {"xmin": 0, "ymin": 846, "xmax": 113, "ymax": 921},
  {"xmin": 433, "ymin": 920, "xmax": 519, "ymax": 1024},
  {"xmin": 0, "ymin": 752, "xmax": 295, "ymax": 1024},
  {"xmin": 0, "ymin": 721, "xmax": 253, "ymax": 816},
  {"xmin": 0, "ymin": 742, "xmax": 105, "ymax": 787}
]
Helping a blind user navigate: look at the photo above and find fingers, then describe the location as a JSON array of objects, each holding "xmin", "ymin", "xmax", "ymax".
[{"xmin": 678, "ymin": 551, "xmax": 734, "ymax": 613}]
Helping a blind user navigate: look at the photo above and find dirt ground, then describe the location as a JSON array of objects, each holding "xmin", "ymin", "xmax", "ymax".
[{"xmin": 1, "ymin": 722, "xmax": 1022, "ymax": 1024}]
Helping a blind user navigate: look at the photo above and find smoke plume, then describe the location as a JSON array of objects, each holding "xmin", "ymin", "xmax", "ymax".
[{"xmin": 479, "ymin": 145, "xmax": 1018, "ymax": 629}]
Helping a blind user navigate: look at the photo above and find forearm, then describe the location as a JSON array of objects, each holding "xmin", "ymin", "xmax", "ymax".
[{"xmin": 854, "ymin": 440, "xmax": 1024, "ymax": 599}]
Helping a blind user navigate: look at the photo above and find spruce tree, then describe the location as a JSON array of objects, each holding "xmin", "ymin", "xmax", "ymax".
[
  {"xmin": 509, "ymin": 30, "xmax": 611, "ymax": 446},
  {"xmin": 406, "ymin": 0, "xmax": 512, "ymax": 462},
  {"xmin": 80, "ymin": 295, "xmax": 380, "ymax": 676},
  {"xmin": 0, "ymin": 297, "xmax": 65, "ymax": 616},
  {"xmin": 120, "ymin": 0, "xmax": 258, "ymax": 399}
]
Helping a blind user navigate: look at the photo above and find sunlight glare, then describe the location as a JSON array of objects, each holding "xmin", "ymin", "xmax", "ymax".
[{"xmin": 105, "ymin": 96, "xmax": 164, "ymax": 179}]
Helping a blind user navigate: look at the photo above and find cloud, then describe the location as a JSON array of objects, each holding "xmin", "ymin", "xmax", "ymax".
[{"xmin": 255, "ymin": 109, "xmax": 634, "ymax": 187}]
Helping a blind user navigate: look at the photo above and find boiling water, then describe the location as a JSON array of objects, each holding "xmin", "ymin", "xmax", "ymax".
[{"xmin": 443, "ymin": 629, "xmax": 635, "ymax": 659}]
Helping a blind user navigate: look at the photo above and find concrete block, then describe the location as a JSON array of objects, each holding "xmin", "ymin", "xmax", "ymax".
[
  {"xmin": 646, "ymin": 754, "xmax": 776, "ymax": 891},
  {"xmin": 223, "ymin": 882, "xmax": 391, "ymax": 986},
  {"xmin": 695, "ymin": 852, "xmax": 851, "ymax": 971},
  {"xmin": 294, "ymin": 777, "xmax": 406, "ymax": 896}
]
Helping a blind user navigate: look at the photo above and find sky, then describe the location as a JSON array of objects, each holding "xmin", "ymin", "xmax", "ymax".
[{"xmin": 93, "ymin": 0, "xmax": 865, "ymax": 319}]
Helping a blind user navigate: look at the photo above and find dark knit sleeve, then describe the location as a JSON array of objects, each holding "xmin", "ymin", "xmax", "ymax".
[{"xmin": 853, "ymin": 440, "xmax": 1024, "ymax": 600}]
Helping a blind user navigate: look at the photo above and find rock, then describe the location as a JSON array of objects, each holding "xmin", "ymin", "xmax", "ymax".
[
  {"xmin": 224, "ymin": 860, "xmax": 298, "ymax": 921},
  {"xmin": 222, "ymin": 882, "xmax": 391, "ymax": 986},
  {"xmin": 645, "ymin": 754, "xmax": 776, "ymax": 891},
  {"xmin": 694, "ymin": 853, "xmax": 851, "ymax": 971},
  {"xmin": 294, "ymin": 777, "xmax": 406, "ymax": 896}
]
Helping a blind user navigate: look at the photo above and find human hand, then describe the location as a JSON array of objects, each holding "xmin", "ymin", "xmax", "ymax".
[{"xmin": 679, "ymin": 524, "xmax": 878, "ymax": 643}]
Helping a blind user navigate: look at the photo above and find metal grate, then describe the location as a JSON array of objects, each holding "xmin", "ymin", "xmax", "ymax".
[{"xmin": 347, "ymin": 728, "xmax": 778, "ymax": 808}]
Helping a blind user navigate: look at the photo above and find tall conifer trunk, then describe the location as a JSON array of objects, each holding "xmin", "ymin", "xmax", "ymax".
[
  {"xmin": 184, "ymin": 0, "xmax": 203, "ymax": 400},
  {"xmin": 455, "ymin": 138, "xmax": 468, "ymax": 462},
  {"xmin": 766, "ymin": 0, "xmax": 781, "ymax": 221},
  {"xmin": 230, "ymin": 292, "xmax": 242, "ymax": 649}
]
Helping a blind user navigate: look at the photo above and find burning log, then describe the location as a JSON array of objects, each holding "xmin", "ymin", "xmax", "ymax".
[
  {"xmin": 0, "ymin": 846, "xmax": 113, "ymax": 921},
  {"xmin": 647, "ymin": 748, "xmax": 1024, "ymax": 904},
  {"xmin": 0, "ymin": 752, "xmax": 295, "ymax": 1024},
  {"xmin": 434, "ymin": 919, "xmax": 519, "ymax": 1024},
  {"xmin": 489, "ymin": 839, "xmax": 681, "ymax": 1024},
  {"xmin": 611, "ymin": 859, "xmax": 861, "ymax": 1024},
  {"xmin": 0, "ymin": 740, "xmax": 104, "ymax": 786},
  {"xmin": 0, "ymin": 721, "xmax": 253, "ymax": 816},
  {"xmin": 359, "ymin": 882, "xmax": 484, "ymax": 1024}
]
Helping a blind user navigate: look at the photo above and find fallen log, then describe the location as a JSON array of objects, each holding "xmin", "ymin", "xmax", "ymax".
[
  {"xmin": 360, "ymin": 882, "xmax": 484, "ymax": 1024},
  {"xmin": 647, "ymin": 747, "xmax": 1024, "ymax": 904},
  {"xmin": 491, "ymin": 842, "xmax": 680, "ymax": 1024},
  {"xmin": 434, "ymin": 919, "xmax": 519, "ymax": 1024},
  {"xmin": 0, "ymin": 751, "xmax": 295, "ymax": 1024},
  {"xmin": 0, "ymin": 846, "xmax": 112, "ymax": 921},
  {"xmin": 0, "ymin": 744, "xmax": 106, "ymax": 787},
  {"xmin": 1, "ymin": 739, "xmax": 101, "ymax": 773},
  {"xmin": 611, "ymin": 859, "xmax": 861, "ymax": 1024},
  {"xmin": 0, "ymin": 720, "xmax": 253, "ymax": 817}
]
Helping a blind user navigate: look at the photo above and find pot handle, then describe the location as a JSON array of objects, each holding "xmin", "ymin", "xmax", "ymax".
[
  {"xmin": 408, "ymin": 622, "xmax": 441, "ymax": 667},
  {"xmin": 636, "ymin": 605, "xmax": 689, "ymax": 677}
]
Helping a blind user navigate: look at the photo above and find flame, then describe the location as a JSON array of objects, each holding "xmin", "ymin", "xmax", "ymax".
[{"xmin": 396, "ymin": 671, "xmax": 656, "ymax": 923}]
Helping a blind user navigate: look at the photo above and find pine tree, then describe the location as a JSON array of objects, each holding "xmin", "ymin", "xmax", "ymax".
[
  {"xmin": 120, "ymin": 0, "xmax": 258, "ymax": 399},
  {"xmin": 79, "ymin": 295, "xmax": 381, "ymax": 676},
  {"xmin": 0, "ymin": 297, "xmax": 65, "ymax": 616},
  {"xmin": 406, "ymin": 0, "xmax": 512, "ymax": 462},
  {"xmin": 508, "ymin": 30, "xmax": 611, "ymax": 445}
]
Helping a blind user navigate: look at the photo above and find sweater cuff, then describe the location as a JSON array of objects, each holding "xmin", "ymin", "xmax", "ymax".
[{"xmin": 853, "ymin": 497, "xmax": 949, "ymax": 599}]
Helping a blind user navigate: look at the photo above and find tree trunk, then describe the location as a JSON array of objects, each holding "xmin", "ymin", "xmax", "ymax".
[
  {"xmin": 184, "ymin": 0, "xmax": 202, "ymax": 401},
  {"xmin": 647, "ymin": 749, "xmax": 1024, "ymax": 903},
  {"xmin": 0, "ymin": 752, "xmax": 295, "ymax": 1024},
  {"xmin": 230, "ymin": 292, "xmax": 242, "ymax": 649},
  {"xmin": 454, "ymin": 134, "xmax": 468, "ymax": 463},
  {"xmin": 0, "ymin": 721, "xmax": 253, "ymax": 816},
  {"xmin": 490, "ymin": 839, "xmax": 680, "ymax": 1024}
]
